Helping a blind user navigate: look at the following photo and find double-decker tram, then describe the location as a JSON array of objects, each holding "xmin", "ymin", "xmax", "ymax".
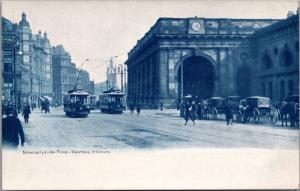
[
  {"xmin": 98, "ymin": 89, "xmax": 126, "ymax": 114},
  {"xmin": 63, "ymin": 89, "xmax": 91, "ymax": 117}
]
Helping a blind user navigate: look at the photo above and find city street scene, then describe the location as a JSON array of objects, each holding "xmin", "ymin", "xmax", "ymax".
[
  {"xmin": 1, "ymin": 0, "xmax": 299, "ymax": 190},
  {"xmin": 20, "ymin": 107, "xmax": 299, "ymax": 149}
]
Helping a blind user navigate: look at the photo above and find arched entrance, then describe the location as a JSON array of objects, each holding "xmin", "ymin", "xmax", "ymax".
[
  {"xmin": 236, "ymin": 67, "xmax": 251, "ymax": 98},
  {"xmin": 177, "ymin": 56, "xmax": 215, "ymax": 99}
]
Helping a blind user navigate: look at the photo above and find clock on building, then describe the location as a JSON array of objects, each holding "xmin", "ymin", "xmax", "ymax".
[{"xmin": 191, "ymin": 21, "xmax": 202, "ymax": 32}]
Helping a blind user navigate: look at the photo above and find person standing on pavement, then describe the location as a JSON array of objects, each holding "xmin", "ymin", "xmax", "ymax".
[
  {"xmin": 160, "ymin": 102, "xmax": 164, "ymax": 111},
  {"xmin": 22, "ymin": 104, "xmax": 31, "ymax": 124},
  {"xmin": 224, "ymin": 100, "xmax": 233, "ymax": 125},
  {"xmin": 136, "ymin": 104, "xmax": 141, "ymax": 115},
  {"xmin": 2, "ymin": 105, "xmax": 25, "ymax": 149},
  {"xmin": 184, "ymin": 101, "xmax": 195, "ymax": 126}
]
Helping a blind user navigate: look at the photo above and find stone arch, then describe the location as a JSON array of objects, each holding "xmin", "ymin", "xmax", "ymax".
[
  {"xmin": 261, "ymin": 52, "xmax": 273, "ymax": 70},
  {"xmin": 174, "ymin": 52, "xmax": 217, "ymax": 99},
  {"xmin": 174, "ymin": 51, "xmax": 217, "ymax": 80}
]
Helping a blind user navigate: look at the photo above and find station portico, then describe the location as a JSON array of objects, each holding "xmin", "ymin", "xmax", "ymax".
[{"xmin": 125, "ymin": 15, "xmax": 298, "ymax": 108}]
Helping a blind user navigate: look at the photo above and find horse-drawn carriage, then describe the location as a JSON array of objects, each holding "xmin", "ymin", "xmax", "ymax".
[
  {"xmin": 225, "ymin": 96, "xmax": 243, "ymax": 122},
  {"xmin": 207, "ymin": 97, "xmax": 225, "ymax": 120},
  {"xmin": 242, "ymin": 96, "xmax": 278, "ymax": 124}
]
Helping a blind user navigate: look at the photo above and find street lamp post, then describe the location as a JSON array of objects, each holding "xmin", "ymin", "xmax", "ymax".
[{"xmin": 13, "ymin": 41, "xmax": 22, "ymax": 112}]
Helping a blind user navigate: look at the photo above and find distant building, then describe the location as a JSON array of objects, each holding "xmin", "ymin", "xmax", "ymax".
[
  {"xmin": 125, "ymin": 14, "xmax": 298, "ymax": 108},
  {"xmin": 52, "ymin": 45, "xmax": 76, "ymax": 105},
  {"xmin": 107, "ymin": 58, "xmax": 117, "ymax": 90},
  {"xmin": 77, "ymin": 69, "xmax": 91, "ymax": 93},
  {"xmin": 94, "ymin": 81, "xmax": 107, "ymax": 95},
  {"xmin": 2, "ymin": 17, "xmax": 22, "ymax": 110},
  {"xmin": 89, "ymin": 80, "xmax": 95, "ymax": 94}
]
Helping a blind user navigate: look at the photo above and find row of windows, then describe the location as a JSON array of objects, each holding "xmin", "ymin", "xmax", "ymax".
[{"xmin": 261, "ymin": 49, "xmax": 294, "ymax": 70}]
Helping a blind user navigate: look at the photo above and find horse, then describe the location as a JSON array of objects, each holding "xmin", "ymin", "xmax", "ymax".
[{"xmin": 278, "ymin": 101, "xmax": 298, "ymax": 127}]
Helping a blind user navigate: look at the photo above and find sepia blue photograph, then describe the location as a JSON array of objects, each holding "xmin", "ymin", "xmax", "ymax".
[{"xmin": 1, "ymin": 0, "xmax": 299, "ymax": 189}]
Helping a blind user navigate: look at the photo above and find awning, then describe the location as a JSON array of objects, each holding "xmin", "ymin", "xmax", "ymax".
[{"xmin": 40, "ymin": 96, "xmax": 53, "ymax": 101}]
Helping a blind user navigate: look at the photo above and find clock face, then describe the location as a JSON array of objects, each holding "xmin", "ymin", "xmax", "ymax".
[{"xmin": 191, "ymin": 21, "xmax": 202, "ymax": 32}]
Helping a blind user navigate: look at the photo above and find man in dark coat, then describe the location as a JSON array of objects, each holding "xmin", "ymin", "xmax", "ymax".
[
  {"xmin": 184, "ymin": 101, "xmax": 195, "ymax": 126},
  {"xmin": 22, "ymin": 104, "xmax": 31, "ymax": 123},
  {"xmin": 224, "ymin": 100, "xmax": 233, "ymax": 125},
  {"xmin": 2, "ymin": 106, "xmax": 25, "ymax": 148}
]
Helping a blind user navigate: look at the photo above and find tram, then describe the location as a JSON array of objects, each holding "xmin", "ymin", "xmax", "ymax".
[
  {"xmin": 63, "ymin": 89, "xmax": 91, "ymax": 117},
  {"xmin": 98, "ymin": 89, "xmax": 126, "ymax": 113}
]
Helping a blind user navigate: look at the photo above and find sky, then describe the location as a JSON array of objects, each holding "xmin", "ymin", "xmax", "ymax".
[{"xmin": 2, "ymin": 0, "xmax": 298, "ymax": 83}]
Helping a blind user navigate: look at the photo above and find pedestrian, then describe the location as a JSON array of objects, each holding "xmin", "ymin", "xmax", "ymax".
[
  {"xmin": 136, "ymin": 104, "xmax": 141, "ymax": 115},
  {"xmin": 184, "ymin": 102, "xmax": 195, "ymax": 126},
  {"xmin": 2, "ymin": 105, "xmax": 25, "ymax": 149},
  {"xmin": 22, "ymin": 104, "xmax": 31, "ymax": 124},
  {"xmin": 160, "ymin": 102, "xmax": 164, "ymax": 111},
  {"xmin": 129, "ymin": 103, "xmax": 135, "ymax": 114},
  {"xmin": 224, "ymin": 100, "xmax": 233, "ymax": 125}
]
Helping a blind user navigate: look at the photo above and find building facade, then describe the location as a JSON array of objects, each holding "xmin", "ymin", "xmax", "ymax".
[
  {"xmin": 52, "ymin": 45, "xmax": 75, "ymax": 105},
  {"xmin": 125, "ymin": 14, "xmax": 298, "ymax": 108},
  {"xmin": 251, "ymin": 14, "xmax": 299, "ymax": 102},
  {"xmin": 2, "ymin": 17, "xmax": 22, "ymax": 110},
  {"xmin": 17, "ymin": 12, "xmax": 53, "ymax": 108}
]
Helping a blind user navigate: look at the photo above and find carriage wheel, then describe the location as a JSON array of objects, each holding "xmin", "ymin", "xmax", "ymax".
[
  {"xmin": 212, "ymin": 108, "xmax": 217, "ymax": 120},
  {"xmin": 253, "ymin": 109, "xmax": 260, "ymax": 124}
]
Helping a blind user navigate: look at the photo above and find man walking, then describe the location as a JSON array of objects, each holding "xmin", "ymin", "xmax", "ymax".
[
  {"xmin": 22, "ymin": 104, "xmax": 31, "ymax": 124},
  {"xmin": 2, "ymin": 105, "xmax": 25, "ymax": 149},
  {"xmin": 184, "ymin": 101, "xmax": 195, "ymax": 126}
]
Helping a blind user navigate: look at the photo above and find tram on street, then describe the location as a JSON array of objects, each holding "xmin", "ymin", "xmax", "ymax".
[
  {"xmin": 98, "ymin": 89, "xmax": 126, "ymax": 114},
  {"xmin": 63, "ymin": 89, "xmax": 91, "ymax": 117}
]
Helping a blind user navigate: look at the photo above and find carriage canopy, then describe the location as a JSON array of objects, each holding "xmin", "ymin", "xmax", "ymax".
[{"xmin": 246, "ymin": 96, "xmax": 270, "ymax": 108}]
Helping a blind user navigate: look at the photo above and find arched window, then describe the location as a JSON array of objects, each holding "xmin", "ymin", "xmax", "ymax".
[
  {"xmin": 288, "ymin": 80, "xmax": 294, "ymax": 95},
  {"xmin": 262, "ymin": 54, "xmax": 273, "ymax": 70},
  {"xmin": 280, "ymin": 49, "xmax": 293, "ymax": 66}
]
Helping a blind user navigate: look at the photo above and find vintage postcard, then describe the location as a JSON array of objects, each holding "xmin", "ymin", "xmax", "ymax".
[{"xmin": 1, "ymin": 0, "xmax": 299, "ymax": 189}]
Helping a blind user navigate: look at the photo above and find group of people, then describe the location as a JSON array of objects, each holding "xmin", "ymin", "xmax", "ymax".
[
  {"xmin": 180, "ymin": 99, "xmax": 235, "ymax": 126},
  {"xmin": 41, "ymin": 99, "xmax": 50, "ymax": 113},
  {"xmin": 128, "ymin": 103, "xmax": 141, "ymax": 115}
]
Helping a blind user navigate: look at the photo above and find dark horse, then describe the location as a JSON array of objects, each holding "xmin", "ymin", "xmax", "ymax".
[{"xmin": 278, "ymin": 101, "xmax": 298, "ymax": 127}]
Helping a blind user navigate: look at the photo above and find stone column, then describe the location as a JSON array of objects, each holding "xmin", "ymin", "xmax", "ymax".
[{"xmin": 158, "ymin": 50, "xmax": 168, "ymax": 98}]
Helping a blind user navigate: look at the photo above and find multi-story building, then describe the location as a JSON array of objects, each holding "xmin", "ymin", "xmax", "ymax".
[
  {"xmin": 2, "ymin": 17, "xmax": 22, "ymax": 111},
  {"xmin": 125, "ymin": 13, "xmax": 298, "ymax": 108},
  {"xmin": 17, "ymin": 12, "xmax": 32, "ymax": 106},
  {"xmin": 52, "ymin": 45, "xmax": 75, "ymax": 105},
  {"xmin": 17, "ymin": 12, "xmax": 53, "ymax": 108},
  {"xmin": 77, "ymin": 69, "xmax": 91, "ymax": 92}
]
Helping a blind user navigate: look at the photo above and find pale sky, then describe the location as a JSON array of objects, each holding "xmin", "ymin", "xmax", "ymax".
[{"xmin": 2, "ymin": 0, "xmax": 298, "ymax": 83}]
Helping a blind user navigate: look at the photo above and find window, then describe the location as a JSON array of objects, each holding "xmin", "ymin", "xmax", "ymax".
[
  {"xmin": 23, "ymin": 44, "xmax": 29, "ymax": 51},
  {"xmin": 22, "ymin": 34, "xmax": 29, "ymax": 40},
  {"xmin": 280, "ymin": 81, "xmax": 285, "ymax": 100},
  {"xmin": 23, "ymin": 55, "xmax": 30, "ymax": 63},
  {"xmin": 4, "ymin": 63, "xmax": 12, "ymax": 72},
  {"xmin": 288, "ymin": 80, "xmax": 293, "ymax": 95},
  {"xmin": 281, "ymin": 49, "xmax": 293, "ymax": 66},
  {"xmin": 262, "ymin": 54, "xmax": 273, "ymax": 70}
]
